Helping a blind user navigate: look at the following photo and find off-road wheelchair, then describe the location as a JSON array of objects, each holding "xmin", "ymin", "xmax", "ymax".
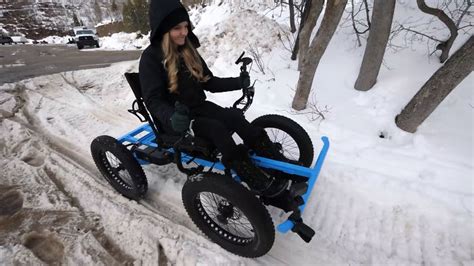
[{"xmin": 90, "ymin": 52, "xmax": 330, "ymax": 258}]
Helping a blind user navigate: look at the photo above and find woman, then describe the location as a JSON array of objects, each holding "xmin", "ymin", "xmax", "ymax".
[{"xmin": 139, "ymin": 0, "xmax": 287, "ymax": 197}]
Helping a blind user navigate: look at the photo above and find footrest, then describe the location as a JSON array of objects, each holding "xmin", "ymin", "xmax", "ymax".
[
  {"xmin": 292, "ymin": 221, "xmax": 315, "ymax": 243},
  {"xmin": 289, "ymin": 182, "xmax": 308, "ymax": 198},
  {"xmin": 262, "ymin": 191, "xmax": 304, "ymax": 212},
  {"xmin": 134, "ymin": 145, "xmax": 173, "ymax": 165}
]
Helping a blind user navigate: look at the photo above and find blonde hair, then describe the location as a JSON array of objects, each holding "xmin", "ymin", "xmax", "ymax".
[{"xmin": 161, "ymin": 32, "xmax": 210, "ymax": 93}]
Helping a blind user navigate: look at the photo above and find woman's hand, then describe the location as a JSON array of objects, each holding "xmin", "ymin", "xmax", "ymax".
[
  {"xmin": 239, "ymin": 72, "xmax": 251, "ymax": 88},
  {"xmin": 170, "ymin": 102, "xmax": 191, "ymax": 133}
]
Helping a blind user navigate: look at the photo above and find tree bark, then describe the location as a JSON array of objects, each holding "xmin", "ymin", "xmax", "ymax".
[
  {"xmin": 395, "ymin": 36, "xmax": 474, "ymax": 133},
  {"xmin": 354, "ymin": 0, "xmax": 395, "ymax": 91},
  {"xmin": 416, "ymin": 0, "xmax": 458, "ymax": 63},
  {"xmin": 292, "ymin": 0, "xmax": 348, "ymax": 110},
  {"xmin": 297, "ymin": 0, "xmax": 325, "ymax": 70},
  {"xmin": 289, "ymin": 0, "xmax": 296, "ymax": 33},
  {"xmin": 291, "ymin": 0, "xmax": 316, "ymax": 61}
]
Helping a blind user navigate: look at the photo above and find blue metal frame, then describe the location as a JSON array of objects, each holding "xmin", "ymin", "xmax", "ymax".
[{"xmin": 118, "ymin": 123, "xmax": 330, "ymax": 234}]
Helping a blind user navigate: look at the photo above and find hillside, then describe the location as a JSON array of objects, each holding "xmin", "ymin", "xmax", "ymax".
[{"xmin": 0, "ymin": 0, "xmax": 124, "ymax": 39}]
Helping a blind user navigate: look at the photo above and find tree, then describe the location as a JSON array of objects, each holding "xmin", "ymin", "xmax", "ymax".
[
  {"xmin": 72, "ymin": 12, "xmax": 82, "ymax": 27},
  {"xmin": 122, "ymin": 0, "xmax": 149, "ymax": 33},
  {"xmin": 395, "ymin": 36, "xmax": 473, "ymax": 133},
  {"xmin": 111, "ymin": 0, "xmax": 118, "ymax": 13},
  {"xmin": 391, "ymin": 0, "xmax": 474, "ymax": 63},
  {"xmin": 416, "ymin": 0, "xmax": 458, "ymax": 63},
  {"xmin": 349, "ymin": 0, "xmax": 371, "ymax": 47},
  {"xmin": 109, "ymin": 0, "xmax": 119, "ymax": 21},
  {"xmin": 288, "ymin": 0, "xmax": 296, "ymax": 33},
  {"xmin": 291, "ymin": 0, "xmax": 348, "ymax": 110},
  {"xmin": 291, "ymin": 0, "xmax": 315, "ymax": 60},
  {"xmin": 94, "ymin": 0, "xmax": 103, "ymax": 23},
  {"xmin": 354, "ymin": 0, "xmax": 396, "ymax": 91}
]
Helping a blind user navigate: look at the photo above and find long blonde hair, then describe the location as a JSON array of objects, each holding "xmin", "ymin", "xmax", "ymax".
[{"xmin": 161, "ymin": 32, "xmax": 210, "ymax": 93}]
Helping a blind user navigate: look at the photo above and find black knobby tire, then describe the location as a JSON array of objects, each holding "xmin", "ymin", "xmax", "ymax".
[
  {"xmin": 182, "ymin": 173, "xmax": 275, "ymax": 257},
  {"xmin": 90, "ymin": 135, "xmax": 147, "ymax": 200},
  {"xmin": 251, "ymin": 114, "xmax": 314, "ymax": 167}
]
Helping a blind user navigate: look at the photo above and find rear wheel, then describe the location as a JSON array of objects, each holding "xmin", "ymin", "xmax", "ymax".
[
  {"xmin": 182, "ymin": 173, "xmax": 275, "ymax": 257},
  {"xmin": 90, "ymin": 135, "xmax": 147, "ymax": 200},
  {"xmin": 251, "ymin": 114, "xmax": 313, "ymax": 167}
]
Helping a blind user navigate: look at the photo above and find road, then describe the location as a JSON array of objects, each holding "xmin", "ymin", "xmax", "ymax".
[{"xmin": 0, "ymin": 44, "xmax": 142, "ymax": 85}]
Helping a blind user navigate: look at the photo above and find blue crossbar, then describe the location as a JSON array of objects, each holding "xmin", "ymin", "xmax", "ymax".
[
  {"xmin": 276, "ymin": 136, "xmax": 329, "ymax": 233},
  {"xmin": 117, "ymin": 124, "xmax": 330, "ymax": 234}
]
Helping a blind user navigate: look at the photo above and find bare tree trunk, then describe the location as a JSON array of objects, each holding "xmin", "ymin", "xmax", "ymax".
[
  {"xmin": 292, "ymin": 0, "xmax": 348, "ymax": 110},
  {"xmin": 289, "ymin": 0, "xmax": 296, "ymax": 33},
  {"xmin": 395, "ymin": 36, "xmax": 474, "ymax": 133},
  {"xmin": 291, "ymin": 0, "xmax": 317, "ymax": 61},
  {"xmin": 416, "ymin": 0, "xmax": 458, "ymax": 63},
  {"xmin": 297, "ymin": 0, "xmax": 325, "ymax": 70},
  {"xmin": 354, "ymin": 0, "xmax": 395, "ymax": 91}
]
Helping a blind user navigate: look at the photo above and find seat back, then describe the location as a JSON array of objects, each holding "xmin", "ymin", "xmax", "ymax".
[
  {"xmin": 124, "ymin": 72, "xmax": 143, "ymax": 100},
  {"xmin": 124, "ymin": 72, "xmax": 164, "ymax": 142}
]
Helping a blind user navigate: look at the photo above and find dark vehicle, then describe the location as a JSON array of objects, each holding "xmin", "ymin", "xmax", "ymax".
[{"xmin": 0, "ymin": 36, "xmax": 13, "ymax": 45}]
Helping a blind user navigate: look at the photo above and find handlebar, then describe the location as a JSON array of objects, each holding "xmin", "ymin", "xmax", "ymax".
[
  {"xmin": 233, "ymin": 51, "xmax": 255, "ymax": 113},
  {"xmin": 235, "ymin": 51, "xmax": 253, "ymax": 73}
]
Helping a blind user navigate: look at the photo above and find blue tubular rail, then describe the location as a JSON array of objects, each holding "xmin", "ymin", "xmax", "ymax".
[
  {"xmin": 117, "ymin": 124, "xmax": 330, "ymax": 234},
  {"xmin": 274, "ymin": 136, "xmax": 330, "ymax": 233}
]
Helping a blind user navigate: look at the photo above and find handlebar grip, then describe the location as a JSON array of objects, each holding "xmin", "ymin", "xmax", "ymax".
[{"xmin": 235, "ymin": 51, "xmax": 245, "ymax": 65}]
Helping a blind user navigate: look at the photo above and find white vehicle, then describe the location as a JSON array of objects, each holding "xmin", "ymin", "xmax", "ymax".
[
  {"xmin": 73, "ymin": 27, "xmax": 100, "ymax": 49},
  {"xmin": 10, "ymin": 33, "xmax": 27, "ymax": 44}
]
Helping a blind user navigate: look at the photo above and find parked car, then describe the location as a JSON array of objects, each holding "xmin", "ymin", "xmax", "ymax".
[
  {"xmin": 10, "ymin": 33, "xmax": 28, "ymax": 44},
  {"xmin": 73, "ymin": 27, "xmax": 100, "ymax": 49},
  {"xmin": 0, "ymin": 35, "xmax": 13, "ymax": 45}
]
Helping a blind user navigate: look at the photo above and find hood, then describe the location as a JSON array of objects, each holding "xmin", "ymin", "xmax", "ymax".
[{"xmin": 149, "ymin": 0, "xmax": 200, "ymax": 47}]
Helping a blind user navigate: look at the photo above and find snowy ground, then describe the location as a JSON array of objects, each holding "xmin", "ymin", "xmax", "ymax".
[
  {"xmin": 1, "ymin": 2, "xmax": 473, "ymax": 265},
  {"xmin": 34, "ymin": 32, "xmax": 149, "ymax": 51}
]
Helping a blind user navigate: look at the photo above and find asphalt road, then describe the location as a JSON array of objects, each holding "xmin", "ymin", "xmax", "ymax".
[{"xmin": 0, "ymin": 44, "xmax": 142, "ymax": 85}]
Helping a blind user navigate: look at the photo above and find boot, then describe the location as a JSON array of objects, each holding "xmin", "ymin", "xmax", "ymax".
[
  {"xmin": 249, "ymin": 132, "xmax": 287, "ymax": 162},
  {"xmin": 223, "ymin": 144, "xmax": 289, "ymax": 198}
]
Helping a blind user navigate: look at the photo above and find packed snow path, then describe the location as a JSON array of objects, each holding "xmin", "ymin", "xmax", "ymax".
[{"xmin": 0, "ymin": 60, "xmax": 472, "ymax": 264}]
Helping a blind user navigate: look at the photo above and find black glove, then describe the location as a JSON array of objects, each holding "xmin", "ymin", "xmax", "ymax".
[
  {"xmin": 170, "ymin": 102, "xmax": 191, "ymax": 133},
  {"xmin": 239, "ymin": 71, "xmax": 251, "ymax": 88}
]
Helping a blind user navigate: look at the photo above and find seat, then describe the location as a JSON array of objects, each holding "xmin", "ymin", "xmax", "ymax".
[{"xmin": 124, "ymin": 73, "xmax": 217, "ymax": 159}]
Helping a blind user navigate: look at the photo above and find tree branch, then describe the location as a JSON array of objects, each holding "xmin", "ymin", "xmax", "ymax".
[
  {"xmin": 416, "ymin": 0, "xmax": 458, "ymax": 63},
  {"xmin": 456, "ymin": 0, "xmax": 472, "ymax": 28},
  {"xmin": 397, "ymin": 24, "xmax": 443, "ymax": 42}
]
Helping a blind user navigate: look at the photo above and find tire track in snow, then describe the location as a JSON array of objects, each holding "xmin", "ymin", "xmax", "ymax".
[
  {"xmin": 300, "ymin": 172, "xmax": 473, "ymax": 264},
  {"xmin": 2, "ymin": 115, "xmax": 244, "ymax": 264},
  {"xmin": 4, "ymin": 82, "xmax": 208, "ymax": 238}
]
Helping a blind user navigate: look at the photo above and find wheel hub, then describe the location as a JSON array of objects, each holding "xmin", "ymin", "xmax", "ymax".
[{"xmin": 216, "ymin": 200, "xmax": 234, "ymax": 224}]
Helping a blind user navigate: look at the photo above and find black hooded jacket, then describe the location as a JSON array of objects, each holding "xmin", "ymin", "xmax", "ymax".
[{"xmin": 139, "ymin": 0, "xmax": 241, "ymax": 131}]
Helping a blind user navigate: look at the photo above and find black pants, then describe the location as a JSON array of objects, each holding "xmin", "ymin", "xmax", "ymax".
[{"xmin": 190, "ymin": 101, "xmax": 262, "ymax": 162}]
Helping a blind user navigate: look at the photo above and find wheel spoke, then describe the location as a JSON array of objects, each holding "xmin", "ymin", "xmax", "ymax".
[{"xmin": 266, "ymin": 128, "xmax": 300, "ymax": 161}]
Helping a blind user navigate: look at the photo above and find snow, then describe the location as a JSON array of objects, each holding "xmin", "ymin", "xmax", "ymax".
[
  {"xmin": 1, "ymin": 1, "xmax": 473, "ymax": 265},
  {"xmin": 34, "ymin": 32, "xmax": 149, "ymax": 50}
]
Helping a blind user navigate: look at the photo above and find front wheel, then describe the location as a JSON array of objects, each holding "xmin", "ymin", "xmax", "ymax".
[
  {"xmin": 90, "ymin": 135, "xmax": 147, "ymax": 200},
  {"xmin": 182, "ymin": 173, "xmax": 275, "ymax": 257},
  {"xmin": 251, "ymin": 114, "xmax": 314, "ymax": 167}
]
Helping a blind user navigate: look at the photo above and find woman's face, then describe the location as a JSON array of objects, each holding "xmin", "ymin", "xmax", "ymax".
[{"xmin": 169, "ymin": 21, "xmax": 188, "ymax": 46}]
